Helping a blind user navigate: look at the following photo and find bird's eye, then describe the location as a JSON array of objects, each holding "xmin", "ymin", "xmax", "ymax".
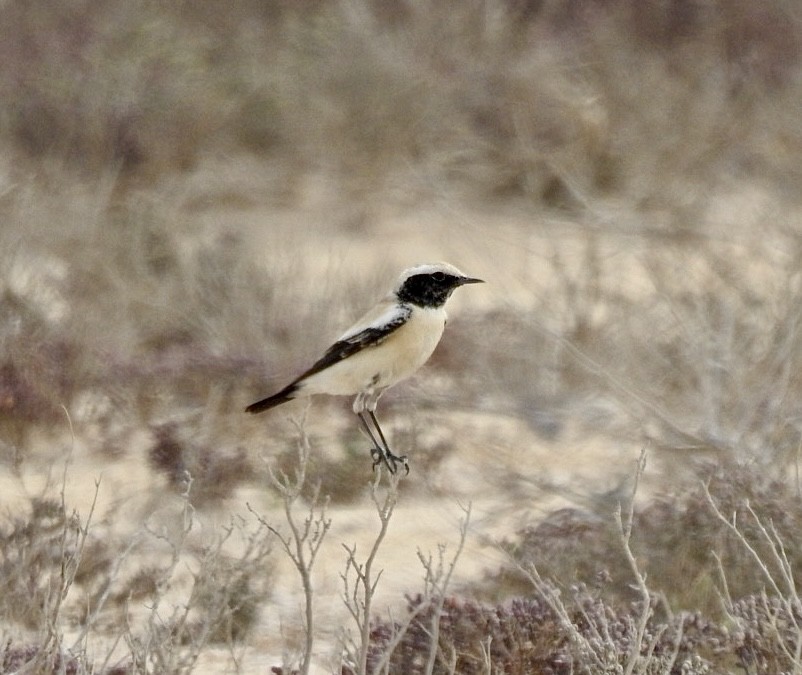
[{"xmin": 432, "ymin": 272, "xmax": 446, "ymax": 282}]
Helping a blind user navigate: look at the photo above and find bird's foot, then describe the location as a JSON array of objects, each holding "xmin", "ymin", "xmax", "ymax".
[
  {"xmin": 370, "ymin": 446, "xmax": 382, "ymax": 469},
  {"xmin": 390, "ymin": 452, "xmax": 410, "ymax": 476},
  {"xmin": 370, "ymin": 446, "xmax": 410, "ymax": 475}
]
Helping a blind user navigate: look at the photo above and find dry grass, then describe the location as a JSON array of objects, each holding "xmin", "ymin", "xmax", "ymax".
[{"xmin": 2, "ymin": 0, "xmax": 802, "ymax": 672}]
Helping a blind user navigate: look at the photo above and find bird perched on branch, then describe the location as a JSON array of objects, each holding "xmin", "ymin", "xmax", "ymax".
[{"xmin": 246, "ymin": 262, "xmax": 483, "ymax": 474}]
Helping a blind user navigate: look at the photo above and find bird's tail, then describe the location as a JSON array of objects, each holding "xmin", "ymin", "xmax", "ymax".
[{"xmin": 245, "ymin": 383, "xmax": 299, "ymax": 414}]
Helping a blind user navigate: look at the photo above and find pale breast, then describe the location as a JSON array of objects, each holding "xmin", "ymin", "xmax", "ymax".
[
  {"xmin": 300, "ymin": 306, "xmax": 447, "ymax": 397},
  {"xmin": 377, "ymin": 305, "xmax": 446, "ymax": 386}
]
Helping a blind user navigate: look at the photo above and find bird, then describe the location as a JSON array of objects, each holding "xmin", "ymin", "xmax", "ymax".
[{"xmin": 246, "ymin": 262, "xmax": 483, "ymax": 474}]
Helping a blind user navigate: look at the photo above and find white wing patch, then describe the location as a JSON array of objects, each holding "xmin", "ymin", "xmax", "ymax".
[{"xmin": 337, "ymin": 302, "xmax": 410, "ymax": 342}]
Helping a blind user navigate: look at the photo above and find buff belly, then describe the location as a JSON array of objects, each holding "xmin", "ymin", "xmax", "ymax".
[{"xmin": 298, "ymin": 306, "xmax": 447, "ymax": 399}]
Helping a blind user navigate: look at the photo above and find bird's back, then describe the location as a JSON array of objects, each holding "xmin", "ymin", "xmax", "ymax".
[{"xmin": 299, "ymin": 304, "xmax": 447, "ymax": 397}]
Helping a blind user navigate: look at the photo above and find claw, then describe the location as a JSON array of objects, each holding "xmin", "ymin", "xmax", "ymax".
[
  {"xmin": 358, "ymin": 410, "xmax": 411, "ymax": 476},
  {"xmin": 367, "ymin": 445, "xmax": 410, "ymax": 475},
  {"xmin": 369, "ymin": 446, "xmax": 385, "ymax": 472},
  {"xmin": 369, "ymin": 445, "xmax": 395, "ymax": 474},
  {"xmin": 385, "ymin": 451, "xmax": 408, "ymax": 476},
  {"xmin": 382, "ymin": 451, "xmax": 398, "ymax": 475}
]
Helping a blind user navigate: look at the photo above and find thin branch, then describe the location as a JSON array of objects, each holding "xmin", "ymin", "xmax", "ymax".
[
  {"xmin": 617, "ymin": 447, "xmax": 651, "ymax": 675},
  {"xmin": 340, "ymin": 469, "xmax": 400, "ymax": 675},
  {"xmin": 250, "ymin": 422, "xmax": 330, "ymax": 675},
  {"xmin": 423, "ymin": 502, "xmax": 471, "ymax": 675},
  {"xmin": 369, "ymin": 502, "xmax": 473, "ymax": 675},
  {"xmin": 703, "ymin": 484, "xmax": 802, "ymax": 673}
]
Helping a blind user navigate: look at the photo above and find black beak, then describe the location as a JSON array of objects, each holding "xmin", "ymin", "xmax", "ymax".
[{"xmin": 457, "ymin": 276, "xmax": 484, "ymax": 286}]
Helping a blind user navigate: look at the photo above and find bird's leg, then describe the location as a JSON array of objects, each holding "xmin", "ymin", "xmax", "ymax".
[
  {"xmin": 368, "ymin": 410, "xmax": 409, "ymax": 475},
  {"xmin": 357, "ymin": 412, "xmax": 409, "ymax": 475},
  {"xmin": 357, "ymin": 412, "xmax": 395, "ymax": 474}
]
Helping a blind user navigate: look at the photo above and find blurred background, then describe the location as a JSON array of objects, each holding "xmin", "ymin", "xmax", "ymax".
[{"xmin": 3, "ymin": 0, "xmax": 802, "ymax": 671}]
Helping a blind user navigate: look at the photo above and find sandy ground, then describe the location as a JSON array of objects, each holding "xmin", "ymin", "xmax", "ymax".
[
  {"xmin": 1, "ymin": 402, "xmax": 644, "ymax": 673},
  {"xmin": 2, "ymin": 161, "xmax": 786, "ymax": 672}
]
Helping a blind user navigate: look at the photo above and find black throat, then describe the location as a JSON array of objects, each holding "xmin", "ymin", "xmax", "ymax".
[{"xmin": 396, "ymin": 273, "xmax": 455, "ymax": 308}]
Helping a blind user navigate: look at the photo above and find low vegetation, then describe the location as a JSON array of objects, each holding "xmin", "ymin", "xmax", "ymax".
[{"xmin": 2, "ymin": 0, "xmax": 802, "ymax": 672}]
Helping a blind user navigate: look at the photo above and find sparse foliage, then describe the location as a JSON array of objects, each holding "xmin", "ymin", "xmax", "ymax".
[
  {"xmin": 340, "ymin": 471, "xmax": 400, "ymax": 675},
  {"xmin": 3, "ymin": 0, "xmax": 802, "ymax": 672},
  {"xmin": 254, "ymin": 419, "xmax": 332, "ymax": 675}
]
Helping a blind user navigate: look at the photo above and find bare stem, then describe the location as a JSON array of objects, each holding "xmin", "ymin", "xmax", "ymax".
[
  {"xmin": 368, "ymin": 502, "xmax": 472, "ymax": 675},
  {"xmin": 254, "ymin": 421, "xmax": 331, "ymax": 675},
  {"xmin": 341, "ymin": 470, "xmax": 400, "ymax": 675},
  {"xmin": 703, "ymin": 483, "xmax": 802, "ymax": 674},
  {"xmin": 618, "ymin": 447, "xmax": 651, "ymax": 675},
  {"xmin": 422, "ymin": 502, "xmax": 471, "ymax": 675}
]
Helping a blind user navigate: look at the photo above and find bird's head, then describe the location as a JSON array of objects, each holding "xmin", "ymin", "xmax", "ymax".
[{"xmin": 394, "ymin": 262, "xmax": 484, "ymax": 308}]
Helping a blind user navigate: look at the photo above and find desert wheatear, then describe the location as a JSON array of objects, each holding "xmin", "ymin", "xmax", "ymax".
[{"xmin": 246, "ymin": 262, "xmax": 483, "ymax": 474}]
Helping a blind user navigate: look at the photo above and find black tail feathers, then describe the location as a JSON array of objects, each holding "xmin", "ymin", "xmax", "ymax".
[{"xmin": 245, "ymin": 383, "xmax": 298, "ymax": 414}]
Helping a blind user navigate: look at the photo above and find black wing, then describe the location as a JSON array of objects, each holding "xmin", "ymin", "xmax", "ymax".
[
  {"xmin": 296, "ymin": 305, "xmax": 411, "ymax": 381},
  {"xmin": 245, "ymin": 303, "xmax": 411, "ymax": 414}
]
